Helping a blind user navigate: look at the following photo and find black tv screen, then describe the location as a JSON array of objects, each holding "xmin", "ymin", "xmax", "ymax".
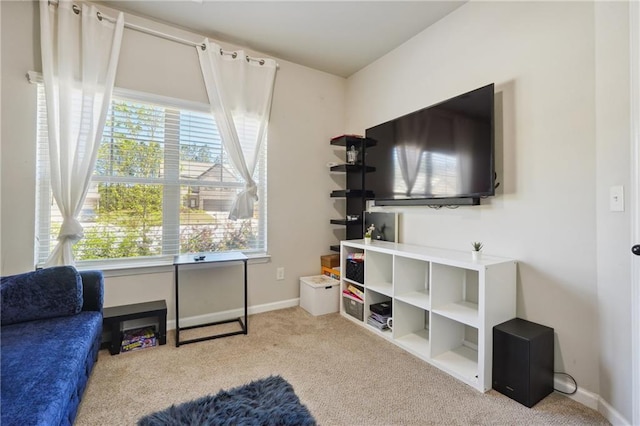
[{"xmin": 365, "ymin": 84, "xmax": 495, "ymax": 205}]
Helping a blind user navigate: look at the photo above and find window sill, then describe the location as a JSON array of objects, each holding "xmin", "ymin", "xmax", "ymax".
[{"xmin": 43, "ymin": 253, "xmax": 272, "ymax": 278}]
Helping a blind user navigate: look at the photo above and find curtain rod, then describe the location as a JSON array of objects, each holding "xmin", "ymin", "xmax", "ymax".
[
  {"xmin": 46, "ymin": 0, "xmax": 276, "ymax": 65},
  {"xmin": 47, "ymin": 0, "xmax": 205, "ymax": 50}
]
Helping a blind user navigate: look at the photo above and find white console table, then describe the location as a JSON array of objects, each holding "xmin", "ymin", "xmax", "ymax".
[{"xmin": 340, "ymin": 240, "xmax": 517, "ymax": 392}]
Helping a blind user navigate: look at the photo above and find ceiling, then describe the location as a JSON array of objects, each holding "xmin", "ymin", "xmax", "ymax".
[{"xmin": 99, "ymin": 1, "xmax": 467, "ymax": 77}]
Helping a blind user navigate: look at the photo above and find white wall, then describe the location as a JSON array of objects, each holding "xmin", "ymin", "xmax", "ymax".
[
  {"xmin": 0, "ymin": 1, "xmax": 346, "ymax": 320},
  {"xmin": 346, "ymin": 1, "xmax": 631, "ymax": 422},
  {"xmin": 1, "ymin": 1, "xmax": 39, "ymax": 274},
  {"xmin": 595, "ymin": 2, "xmax": 632, "ymax": 422}
]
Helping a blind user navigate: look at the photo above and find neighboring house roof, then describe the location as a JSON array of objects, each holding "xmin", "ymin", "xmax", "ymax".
[{"xmin": 180, "ymin": 160, "xmax": 239, "ymax": 183}]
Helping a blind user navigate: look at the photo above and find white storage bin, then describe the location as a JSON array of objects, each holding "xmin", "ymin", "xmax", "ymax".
[{"xmin": 299, "ymin": 275, "xmax": 340, "ymax": 316}]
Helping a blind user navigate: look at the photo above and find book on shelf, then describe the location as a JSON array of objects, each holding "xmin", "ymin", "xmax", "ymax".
[
  {"xmin": 370, "ymin": 312, "xmax": 391, "ymax": 323},
  {"xmin": 347, "ymin": 285, "xmax": 364, "ymax": 300},
  {"xmin": 342, "ymin": 289, "xmax": 363, "ymax": 302},
  {"xmin": 367, "ymin": 316, "xmax": 389, "ymax": 330},
  {"xmin": 347, "ymin": 252, "xmax": 365, "ymax": 261}
]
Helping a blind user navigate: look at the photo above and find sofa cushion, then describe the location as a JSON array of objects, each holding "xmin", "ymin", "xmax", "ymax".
[
  {"xmin": 1, "ymin": 311, "xmax": 102, "ymax": 426},
  {"xmin": 1, "ymin": 266, "xmax": 83, "ymax": 325}
]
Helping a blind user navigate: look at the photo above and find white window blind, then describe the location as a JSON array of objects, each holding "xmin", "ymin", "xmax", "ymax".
[{"xmin": 36, "ymin": 85, "xmax": 267, "ymax": 265}]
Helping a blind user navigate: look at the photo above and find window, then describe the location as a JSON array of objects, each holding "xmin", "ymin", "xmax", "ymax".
[{"xmin": 36, "ymin": 86, "xmax": 267, "ymax": 266}]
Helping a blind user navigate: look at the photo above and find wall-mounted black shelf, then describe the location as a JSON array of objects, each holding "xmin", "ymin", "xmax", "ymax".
[
  {"xmin": 330, "ymin": 164, "xmax": 376, "ymax": 173},
  {"xmin": 328, "ymin": 135, "xmax": 377, "ymax": 252},
  {"xmin": 330, "ymin": 135, "xmax": 377, "ymax": 148},
  {"xmin": 330, "ymin": 219, "xmax": 363, "ymax": 226},
  {"xmin": 330, "ymin": 189, "xmax": 374, "ymax": 198}
]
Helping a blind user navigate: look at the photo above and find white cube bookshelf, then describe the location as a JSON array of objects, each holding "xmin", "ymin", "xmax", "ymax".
[{"xmin": 339, "ymin": 240, "xmax": 516, "ymax": 392}]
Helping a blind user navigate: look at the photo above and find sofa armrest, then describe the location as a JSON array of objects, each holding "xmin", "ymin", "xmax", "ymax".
[
  {"xmin": 1, "ymin": 266, "xmax": 83, "ymax": 325},
  {"xmin": 79, "ymin": 270, "xmax": 104, "ymax": 313}
]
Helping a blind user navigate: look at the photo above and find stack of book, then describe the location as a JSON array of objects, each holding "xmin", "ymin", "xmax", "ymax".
[
  {"xmin": 367, "ymin": 313, "xmax": 391, "ymax": 330},
  {"xmin": 346, "ymin": 252, "xmax": 365, "ymax": 261},
  {"xmin": 367, "ymin": 301, "xmax": 392, "ymax": 331},
  {"xmin": 342, "ymin": 284, "xmax": 364, "ymax": 302}
]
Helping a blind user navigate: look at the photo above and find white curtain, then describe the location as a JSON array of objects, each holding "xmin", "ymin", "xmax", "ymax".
[
  {"xmin": 396, "ymin": 144, "xmax": 423, "ymax": 197},
  {"xmin": 197, "ymin": 39, "xmax": 277, "ymax": 220},
  {"xmin": 40, "ymin": 0, "xmax": 124, "ymax": 266}
]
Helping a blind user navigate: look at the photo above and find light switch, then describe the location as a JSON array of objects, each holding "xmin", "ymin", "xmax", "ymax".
[{"xmin": 609, "ymin": 185, "xmax": 624, "ymax": 212}]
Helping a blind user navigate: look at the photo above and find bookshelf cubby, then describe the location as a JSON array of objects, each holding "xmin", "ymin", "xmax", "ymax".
[{"xmin": 339, "ymin": 239, "xmax": 516, "ymax": 392}]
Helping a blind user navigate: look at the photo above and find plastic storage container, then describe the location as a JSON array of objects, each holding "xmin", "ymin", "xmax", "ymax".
[{"xmin": 299, "ymin": 275, "xmax": 340, "ymax": 316}]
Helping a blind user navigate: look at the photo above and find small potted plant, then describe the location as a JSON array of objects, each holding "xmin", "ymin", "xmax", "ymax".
[
  {"xmin": 364, "ymin": 224, "xmax": 375, "ymax": 244},
  {"xmin": 471, "ymin": 241, "xmax": 483, "ymax": 261}
]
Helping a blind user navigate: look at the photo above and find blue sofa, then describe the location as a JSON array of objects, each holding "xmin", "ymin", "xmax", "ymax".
[{"xmin": 1, "ymin": 266, "xmax": 104, "ymax": 426}]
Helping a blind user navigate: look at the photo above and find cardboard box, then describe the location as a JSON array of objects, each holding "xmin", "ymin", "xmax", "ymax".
[
  {"xmin": 299, "ymin": 275, "xmax": 340, "ymax": 316},
  {"xmin": 320, "ymin": 254, "xmax": 340, "ymax": 268}
]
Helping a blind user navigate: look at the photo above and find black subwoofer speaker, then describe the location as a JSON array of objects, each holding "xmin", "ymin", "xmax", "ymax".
[{"xmin": 492, "ymin": 318, "xmax": 554, "ymax": 407}]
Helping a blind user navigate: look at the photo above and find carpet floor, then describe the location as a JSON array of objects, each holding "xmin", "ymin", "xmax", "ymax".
[{"xmin": 75, "ymin": 307, "xmax": 610, "ymax": 425}]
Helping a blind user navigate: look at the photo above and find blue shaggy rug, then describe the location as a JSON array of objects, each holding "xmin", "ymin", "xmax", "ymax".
[{"xmin": 138, "ymin": 375, "xmax": 316, "ymax": 426}]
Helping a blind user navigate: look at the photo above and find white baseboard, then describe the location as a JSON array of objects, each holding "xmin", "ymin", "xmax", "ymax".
[
  {"xmin": 554, "ymin": 376, "xmax": 598, "ymax": 410},
  {"xmin": 598, "ymin": 396, "xmax": 630, "ymax": 426},
  {"xmin": 554, "ymin": 377, "xmax": 630, "ymax": 425},
  {"xmin": 166, "ymin": 298, "xmax": 300, "ymax": 330}
]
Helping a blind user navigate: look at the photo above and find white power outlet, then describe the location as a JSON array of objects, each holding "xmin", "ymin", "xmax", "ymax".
[{"xmin": 276, "ymin": 267, "xmax": 285, "ymax": 280}]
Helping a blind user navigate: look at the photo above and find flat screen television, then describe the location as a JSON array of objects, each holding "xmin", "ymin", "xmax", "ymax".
[{"xmin": 365, "ymin": 83, "xmax": 495, "ymax": 206}]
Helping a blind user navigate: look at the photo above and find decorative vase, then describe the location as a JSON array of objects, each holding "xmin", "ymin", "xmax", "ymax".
[
  {"xmin": 365, "ymin": 236, "xmax": 372, "ymax": 244},
  {"xmin": 347, "ymin": 145, "xmax": 359, "ymax": 164},
  {"xmin": 472, "ymin": 251, "xmax": 481, "ymax": 261}
]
